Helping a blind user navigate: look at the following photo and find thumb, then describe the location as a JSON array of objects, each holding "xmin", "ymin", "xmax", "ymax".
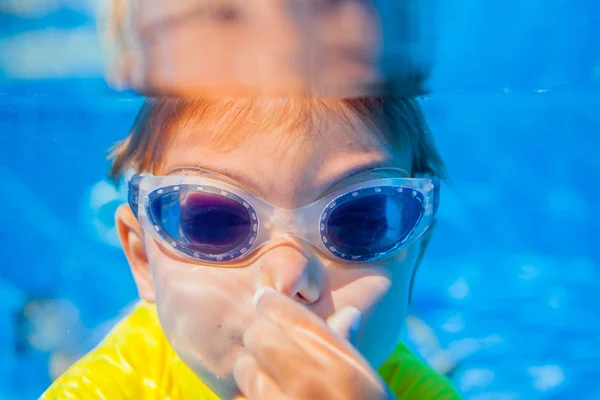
[{"xmin": 326, "ymin": 306, "xmax": 362, "ymax": 344}]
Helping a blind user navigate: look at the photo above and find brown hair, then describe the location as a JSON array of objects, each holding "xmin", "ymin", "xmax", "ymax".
[{"xmin": 108, "ymin": 97, "xmax": 446, "ymax": 183}]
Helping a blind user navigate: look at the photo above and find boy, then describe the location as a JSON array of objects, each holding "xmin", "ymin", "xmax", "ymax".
[{"xmin": 42, "ymin": 98, "xmax": 461, "ymax": 399}]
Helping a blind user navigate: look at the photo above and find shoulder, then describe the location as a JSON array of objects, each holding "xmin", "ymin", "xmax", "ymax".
[
  {"xmin": 40, "ymin": 301, "xmax": 179, "ymax": 399},
  {"xmin": 378, "ymin": 342, "xmax": 463, "ymax": 400}
]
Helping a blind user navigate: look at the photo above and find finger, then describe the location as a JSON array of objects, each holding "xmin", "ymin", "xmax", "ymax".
[
  {"xmin": 253, "ymin": 286, "xmax": 329, "ymax": 334},
  {"xmin": 233, "ymin": 353, "xmax": 283, "ymax": 400},
  {"xmin": 253, "ymin": 287, "xmax": 357, "ymax": 358},
  {"xmin": 325, "ymin": 306, "xmax": 362, "ymax": 345},
  {"xmin": 243, "ymin": 316, "xmax": 313, "ymax": 384}
]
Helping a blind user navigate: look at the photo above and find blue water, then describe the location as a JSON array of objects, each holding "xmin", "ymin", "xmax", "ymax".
[{"xmin": 1, "ymin": 1, "xmax": 599, "ymax": 399}]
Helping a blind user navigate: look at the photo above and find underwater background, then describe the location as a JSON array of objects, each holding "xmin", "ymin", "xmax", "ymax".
[{"xmin": 1, "ymin": 0, "xmax": 599, "ymax": 399}]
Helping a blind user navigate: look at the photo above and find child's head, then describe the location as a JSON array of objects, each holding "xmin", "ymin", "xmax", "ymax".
[{"xmin": 112, "ymin": 98, "xmax": 445, "ymax": 398}]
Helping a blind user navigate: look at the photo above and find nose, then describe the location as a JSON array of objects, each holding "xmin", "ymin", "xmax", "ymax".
[{"xmin": 258, "ymin": 243, "xmax": 323, "ymax": 305}]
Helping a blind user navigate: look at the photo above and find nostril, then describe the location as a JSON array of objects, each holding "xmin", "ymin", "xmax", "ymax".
[
  {"xmin": 294, "ymin": 290, "xmax": 319, "ymax": 305},
  {"xmin": 294, "ymin": 293, "xmax": 310, "ymax": 304}
]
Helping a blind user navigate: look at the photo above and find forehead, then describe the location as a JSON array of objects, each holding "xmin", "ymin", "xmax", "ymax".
[{"xmin": 159, "ymin": 100, "xmax": 410, "ymax": 205}]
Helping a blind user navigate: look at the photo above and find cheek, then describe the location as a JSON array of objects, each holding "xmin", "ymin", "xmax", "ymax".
[
  {"xmin": 145, "ymin": 240, "xmax": 256, "ymax": 372},
  {"xmin": 330, "ymin": 247, "xmax": 418, "ymax": 367},
  {"xmin": 329, "ymin": 247, "xmax": 417, "ymax": 311}
]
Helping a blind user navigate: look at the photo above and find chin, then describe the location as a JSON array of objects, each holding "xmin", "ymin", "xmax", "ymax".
[
  {"xmin": 176, "ymin": 349, "xmax": 240, "ymax": 399},
  {"xmin": 171, "ymin": 333, "xmax": 247, "ymax": 399}
]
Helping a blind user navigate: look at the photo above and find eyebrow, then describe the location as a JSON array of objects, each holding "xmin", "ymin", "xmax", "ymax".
[
  {"xmin": 166, "ymin": 162, "xmax": 265, "ymax": 195},
  {"xmin": 166, "ymin": 158, "xmax": 399, "ymax": 197}
]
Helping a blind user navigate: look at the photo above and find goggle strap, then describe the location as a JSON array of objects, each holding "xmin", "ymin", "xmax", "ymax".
[{"xmin": 128, "ymin": 174, "xmax": 142, "ymax": 219}]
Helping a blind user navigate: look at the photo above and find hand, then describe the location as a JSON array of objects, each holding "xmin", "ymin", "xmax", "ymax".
[{"xmin": 233, "ymin": 287, "xmax": 395, "ymax": 400}]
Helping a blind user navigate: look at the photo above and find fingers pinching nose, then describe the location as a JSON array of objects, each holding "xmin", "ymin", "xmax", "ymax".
[{"xmin": 253, "ymin": 286, "xmax": 278, "ymax": 309}]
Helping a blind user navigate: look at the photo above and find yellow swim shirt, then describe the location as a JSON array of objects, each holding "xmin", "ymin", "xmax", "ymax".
[{"xmin": 41, "ymin": 301, "xmax": 462, "ymax": 399}]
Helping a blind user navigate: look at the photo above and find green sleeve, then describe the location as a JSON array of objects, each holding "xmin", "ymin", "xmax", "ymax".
[{"xmin": 378, "ymin": 342, "xmax": 463, "ymax": 400}]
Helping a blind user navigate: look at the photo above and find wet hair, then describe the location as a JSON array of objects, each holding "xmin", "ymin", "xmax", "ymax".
[{"xmin": 108, "ymin": 97, "xmax": 446, "ymax": 182}]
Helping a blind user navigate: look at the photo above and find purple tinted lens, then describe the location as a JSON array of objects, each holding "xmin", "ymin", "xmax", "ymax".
[
  {"xmin": 326, "ymin": 192, "xmax": 422, "ymax": 256},
  {"xmin": 151, "ymin": 191, "xmax": 251, "ymax": 254}
]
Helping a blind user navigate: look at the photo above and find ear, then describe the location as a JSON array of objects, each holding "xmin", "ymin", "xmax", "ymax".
[
  {"xmin": 408, "ymin": 221, "xmax": 437, "ymax": 304},
  {"xmin": 115, "ymin": 204, "xmax": 155, "ymax": 303}
]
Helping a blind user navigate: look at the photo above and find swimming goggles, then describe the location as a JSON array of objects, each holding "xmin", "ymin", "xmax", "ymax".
[{"xmin": 127, "ymin": 168, "xmax": 440, "ymax": 264}]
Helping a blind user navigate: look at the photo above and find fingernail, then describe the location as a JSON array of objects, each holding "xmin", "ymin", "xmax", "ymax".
[{"xmin": 253, "ymin": 287, "xmax": 276, "ymax": 309}]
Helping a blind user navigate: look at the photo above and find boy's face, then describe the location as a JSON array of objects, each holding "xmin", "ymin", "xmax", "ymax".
[{"xmin": 117, "ymin": 108, "xmax": 423, "ymax": 398}]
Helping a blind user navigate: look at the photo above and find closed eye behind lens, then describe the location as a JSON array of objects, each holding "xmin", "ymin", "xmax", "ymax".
[
  {"xmin": 147, "ymin": 185, "xmax": 257, "ymax": 261},
  {"xmin": 324, "ymin": 189, "xmax": 424, "ymax": 258}
]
